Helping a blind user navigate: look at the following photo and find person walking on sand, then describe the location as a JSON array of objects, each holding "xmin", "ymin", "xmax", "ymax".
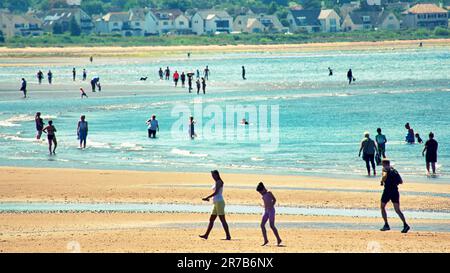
[
  {"xmin": 20, "ymin": 78, "xmax": 27, "ymax": 98},
  {"xmin": 82, "ymin": 69, "xmax": 87, "ymax": 81},
  {"xmin": 257, "ymin": 182, "xmax": 282, "ymax": 246},
  {"xmin": 196, "ymin": 79, "xmax": 201, "ymax": 94},
  {"xmin": 347, "ymin": 69, "xmax": 355, "ymax": 84},
  {"xmin": 204, "ymin": 66, "xmax": 210, "ymax": 80},
  {"xmin": 375, "ymin": 128, "xmax": 387, "ymax": 158},
  {"xmin": 405, "ymin": 123, "xmax": 415, "ymax": 144},
  {"xmin": 47, "ymin": 70, "xmax": 53, "ymax": 84},
  {"xmin": 37, "ymin": 70, "xmax": 44, "ymax": 84},
  {"xmin": 80, "ymin": 87, "xmax": 88, "ymax": 98},
  {"xmin": 423, "ymin": 132, "xmax": 438, "ymax": 176},
  {"xmin": 201, "ymin": 77, "xmax": 206, "ymax": 94},
  {"xmin": 35, "ymin": 112, "xmax": 44, "ymax": 140},
  {"xmin": 242, "ymin": 66, "xmax": 246, "ymax": 80},
  {"xmin": 200, "ymin": 170, "xmax": 231, "ymax": 240},
  {"xmin": 379, "ymin": 158, "xmax": 410, "ymax": 233},
  {"xmin": 43, "ymin": 120, "xmax": 57, "ymax": 155},
  {"xmin": 359, "ymin": 132, "xmax": 378, "ymax": 176},
  {"xmin": 165, "ymin": 67, "xmax": 170, "ymax": 80},
  {"xmin": 181, "ymin": 72, "xmax": 186, "ymax": 88},
  {"xmin": 146, "ymin": 115, "xmax": 159, "ymax": 139},
  {"xmin": 72, "ymin": 68, "xmax": 76, "ymax": 81},
  {"xmin": 77, "ymin": 115, "xmax": 88, "ymax": 149},
  {"xmin": 173, "ymin": 71, "xmax": 179, "ymax": 87},
  {"xmin": 158, "ymin": 68, "xmax": 164, "ymax": 80}
]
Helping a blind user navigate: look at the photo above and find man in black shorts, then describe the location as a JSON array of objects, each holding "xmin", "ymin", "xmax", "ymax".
[
  {"xmin": 422, "ymin": 132, "xmax": 438, "ymax": 176},
  {"xmin": 379, "ymin": 159, "xmax": 410, "ymax": 233}
]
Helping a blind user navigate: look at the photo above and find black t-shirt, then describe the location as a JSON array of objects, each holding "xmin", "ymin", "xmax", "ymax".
[
  {"xmin": 425, "ymin": 139, "xmax": 438, "ymax": 155},
  {"xmin": 383, "ymin": 168, "xmax": 401, "ymax": 191}
]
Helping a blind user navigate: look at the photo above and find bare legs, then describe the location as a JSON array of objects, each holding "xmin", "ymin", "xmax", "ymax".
[
  {"xmin": 200, "ymin": 215, "xmax": 231, "ymax": 240},
  {"xmin": 426, "ymin": 162, "xmax": 436, "ymax": 176},
  {"xmin": 380, "ymin": 202, "xmax": 409, "ymax": 233},
  {"xmin": 261, "ymin": 211, "xmax": 282, "ymax": 246}
]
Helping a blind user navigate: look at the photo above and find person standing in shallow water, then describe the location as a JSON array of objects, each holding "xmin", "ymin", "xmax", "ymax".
[
  {"xmin": 423, "ymin": 132, "xmax": 438, "ymax": 176},
  {"xmin": 347, "ymin": 69, "xmax": 354, "ymax": 84},
  {"xmin": 328, "ymin": 67, "xmax": 333, "ymax": 76},
  {"xmin": 146, "ymin": 115, "xmax": 159, "ymax": 139},
  {"xmin": 37, "ymin": 70, "xmax": 44, "ymax": 84},
  {"xmin": 72, "ymin": 68, "xmax": 76, "ymax": 81},
  {"xmin": 375, "ymin": 128, "xmax": 387, "ymax": 158},
  {"xmin": 165, "ymin": 67, "xmax": 170, "ymax": 80},
  {"xmin": 158, "ymin": 68, "xmax": 163, "ymax": 80},
  {"xmin": 405, "ymin": 123, "xmax": 415, "ymax": 144},
  {"xmin": 77, "ymin": 115, "xmax": 88, "ymax": 149},
  {"xmin": 47, "ymin": 70, "xmax": 53, "ymax": 84},
  {"xmin": 204, "ymin": 66, "xmax": 210, "ymax": 80},
  {"xmin": 200, "ymin": 170, "xmax": 231, "ymax": 240},
  {"xmin": 82, "ymin": 69, "xmax": 87, "ymax": 81},
  {"xmin": 201, "ymin": 77, "xmax": 206, "ymax": 94},
  {"xmin": 242, "ymin": 66, "xmax": 246, "ymax": 80},
  {"xmin": 43, "ymin": 120, "xmax": 57, "ymax": 155},
  {"xmin": 35, "ymin": 112, "xmax": 44, "ymax": 140},
  {"xmin": 359, "ymin": 132, "xmax": 378, "ymax": 176},
  {"xmin": 181, "ymin": 72, "xmax": 186, "ymax": 87},
  {"xmin": 379, "ymin": 158, "xmax": 410, "ymax": 233},
  {"xmin": 20, "ymin": 78, "xmax": 27, "ymax": 98},
  {"xmin": 196, "ymin": 79, "xmax": 201, "ymax": 94}
]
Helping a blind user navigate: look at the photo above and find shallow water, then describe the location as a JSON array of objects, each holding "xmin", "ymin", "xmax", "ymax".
[
  {"xmin": 0, "ymin": 48, "xmax": 449, "ymax": 179},
  {"xmin": 1, "ymin": 202, "xmax": 449, "ymax": 220}
]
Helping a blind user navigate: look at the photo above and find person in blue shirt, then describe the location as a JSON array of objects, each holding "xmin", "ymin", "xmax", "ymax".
[{"xmin": 146, "ymin": 115, "xmax": 159, "ymax": 138}]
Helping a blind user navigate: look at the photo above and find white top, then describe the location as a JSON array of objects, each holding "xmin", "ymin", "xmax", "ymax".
[{"xmin": 212, "ymin": 181, "xmax": 224, "ymax": 202}]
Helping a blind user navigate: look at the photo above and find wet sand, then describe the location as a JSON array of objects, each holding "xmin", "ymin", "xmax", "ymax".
[{"xmin": 0, "ymin": 167, "xmax": 449, "ymax": 252}]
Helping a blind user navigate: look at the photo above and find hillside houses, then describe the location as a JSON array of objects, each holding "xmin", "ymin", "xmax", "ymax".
[{"xmin": 0, "ymin": 2, "xmax": 448, "ymax": 39}]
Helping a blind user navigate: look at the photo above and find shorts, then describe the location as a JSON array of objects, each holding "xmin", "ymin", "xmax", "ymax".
[
  {"xmin": 426, "ymin": 153, "xmax": 437, "ymax": 163},
  {"xmin": 362, "ymin": 153, "xmax": 374, "ymax": 162},
  {"xmin": 381, "ymin": 190, "xmax": 400, "ymax": 204},
  {"xmin": 148, "ymin": 129, "xmax": 156, "ymax": 138},
  {"xmin": 47, "ymin": 134, "xmax": 55, "ymax": 141},
  {"xmin": 211, "ymin": 201, "xmax": 225, "ymax": 216}
]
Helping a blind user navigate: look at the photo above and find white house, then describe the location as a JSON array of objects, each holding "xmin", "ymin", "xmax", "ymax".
[
  {"xmin": 0, "ymin": 10, "xmax": 43, "ymax": 38},
  {"xmin": 148, "ymin": 9, "xmax": 190, "ymax": 34},
  {"xmin": 233, "ymin": 14, "xmax": 285, "ymax": 33},
  {"xmin": 191, "ymin": 10, "xmax": 233, "ymax": 34},
  {"xmin": 318, "ymin": 9, "xmax": 341, "ymax": 32}
]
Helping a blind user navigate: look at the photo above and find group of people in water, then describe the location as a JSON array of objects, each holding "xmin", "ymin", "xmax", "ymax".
[
  {"xmin": 359, "ymin": 123, "xmax": 439, "ymax": 177},
  {"xmin": 34, "ymin": 112, "xmax": 89, "ymax": 155},
  {"xmin": 157, "ymin": 66, "xmax": 209, "ymax": 94}
]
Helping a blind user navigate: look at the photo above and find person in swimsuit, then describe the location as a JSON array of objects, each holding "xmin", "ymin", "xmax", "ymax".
[
  {"xmin": 359, "ymin": 132, "xmax": 378, "ymax": 176},
  {"xmin": 200, "ymin": 170, "xmax": 231, "ymax": 240},
  {"xmin": 158, "ymin": 68, "xmax": 164, "ymax": 80},
  {"xmin": 379, "ymin": 159, "xmax": 410, "ymax": 233},
  {"xmin": 423, "ymin": 132, "xmax": 438, "ymax": 176},
  {"xmin": 405, "ymin": 123, "xmax": 415, "ymax": 143},
  {"xmin": 43, "ymin": 120, "xmax": 57, "ymax": 155},
  {"xmin": 20, "ymin": 78, "xmax": 27, "ymax": 98},
  {"xmin": 35, "ymin": 112, "xmax": 44, "ymax": 140},
  {"xmin": 146, "ymin": 115, "xmax": 159, "ymax": 138},
  {"xmin": 257, "ymin": 182, "xmax": 282, "ymax": 246},
  {"xmin": 77, "ymin": 115, "xmax": 88, "ymax": 149},
  {"xmin": 375, "ymin": 128, "xmax": 387, "ymax": 158}
]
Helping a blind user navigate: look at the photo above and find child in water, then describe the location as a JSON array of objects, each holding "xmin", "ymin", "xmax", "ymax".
[
  {"xmin": 257, "ymin": 182, "xmax": 282, "ymax": 246},
  {"xmin": 80, "ymin": 88, "xmax": 88, "ymax": 98},
  {"xmin": 405, "ymin": 123, "xmax": 415, "ymax": 144},
  {"xmin": 415, "ymin": 133, "xmax": 423, "ymax": 144}
]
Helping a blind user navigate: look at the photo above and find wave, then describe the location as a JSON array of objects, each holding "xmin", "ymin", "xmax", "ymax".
[
  {"xmin": 170, "ymin": 148, "xmax": 208, "ymax": 158},
  {"xmin": 0, "ymin": 114, "xmax": 57, "ymax": 127}
]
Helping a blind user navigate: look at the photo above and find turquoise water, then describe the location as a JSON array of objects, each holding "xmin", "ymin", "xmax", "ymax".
[{"xmin": 0, "ymin": 48, "xmax": 449, "ymax": 179}]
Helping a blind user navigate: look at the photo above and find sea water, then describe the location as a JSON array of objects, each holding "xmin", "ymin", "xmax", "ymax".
[{"xmin": 0, "ymin": 48, "xmax": 449, "ymax": 180}]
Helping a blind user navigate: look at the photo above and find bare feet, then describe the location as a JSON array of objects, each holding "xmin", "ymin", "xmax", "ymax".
[{"xmin": 199, "ymin": 234, "xmax": 208, "ymax": 240}]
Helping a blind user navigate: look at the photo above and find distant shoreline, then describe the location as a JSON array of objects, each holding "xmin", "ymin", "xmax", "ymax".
[{"xmin": 1, "ymin": 38, "xmax": 449, "ymax": 58}]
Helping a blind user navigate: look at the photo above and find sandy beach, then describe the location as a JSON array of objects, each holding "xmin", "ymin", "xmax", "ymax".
[
  {"xmin": 1, "ymin": 39, "xmax": 449, "ymax": 58},
  {"xmin": 0, "ymin": 167, "xmax": 449, "ymax": 252}
]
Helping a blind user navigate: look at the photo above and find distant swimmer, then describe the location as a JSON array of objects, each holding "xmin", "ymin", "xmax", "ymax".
[
  {"xmin": 37, "ymin": 70, "xmax": 44, "ymax": 84},
  {"xmin": 423, "ymin": 132, "xmax": 438, "ymax": 176},
  {"xmin": 375, "ymin": 128, "xmax": 387, "ymax": 158},
  {"xmin": 82, "ymin": 69, "xmax": 87, "ymax": 81},
  {"xmin": 204, "ymin": 66, "xmax": 210, "ymax": 80},
  {"xmin": 187, "ymin": 72, "xmax": 194, "ymax": 93},
  {"xmin": 415, "ymin": 133, "xmax": 423, "ymax": 144},
  {"xmin": 199, "ymin": 170, "xmax": 231, "ymax": 241},
  {"xmin": 328, "ymin": 67, "xmax": 333, "ymax": 76},
  {"xmin": 146, "ymin": 115, "xmax": 159, "ymax": 139},
  {"xmin": 189, "ymin": 116, "xmax": 196, "ymax": 139},
  {"xmin": 181, "ymin": 72, "xmax": 186, "ymax": 88},
  {"xmin": 35, "ymin": 112, "xmax": 44, "ymax": 140},
  {"xmin": 257, "ymin": 182, "xmax": 282, "ymax": 246},
  {"xmin": 90, "ymin": 76, "xmax": 100, "ymax": 92},
  {"xmin": 379, "ymin": 158, "xmax": 410, "ymax": 233},
  {"xmin": 241, "ymin": 118, "xmax": 249, "ymax": 125},
  {"xmin": 140, "ymin": 77, "xmax": 148, "ymax": 81},
  {"xmin": 43, "ymin": 120, "xmax": 57, "ymax": 155},
  {"xmin": 80, "ymin": 88, "xmax": 88, "ymax": 98},
  {"xmin": 47, "ymin": 70, "xmax": 53, "ymax": 84},
  {"xmin": 347, "ymin": 69, "xmax": 355, "ymax": 84},
  {"xmin": 165, "ymin": 67, "xmax": 170, "ymax": 80},
  {"xmin": 158, "ymin": 68, "xmax": 163, "ymax": 80},
  {"xmin": 173, "ymin": 71, "xmax": 179, "ymax": 87},
  {"xmin": 77, "ymin": 115, "xmax": 88, "ymax": 149},
  {"xmin": 196, "ymin": 79, "xmax": 201, "ymax": 94},
  {"xmin": 201, "ymin": 77, "xmax": 206, "ymax": 94},
  {"xmin": 359, "ymin": 131, "xmax": 378, "ymax": 176},
  {"xmin": 242, "ymin": 66, "xmax": 246, "ymax": 80},
  {"xmin": 405, "ymin": 123, "xmax": 415, "ymax": 144},
  {"xmin": 20, "ymin": 78, "xmax": 27, "ymax": 98},
  {"xmin": 72, "ymin": 67, "xmax": 76, "ymax": 81}
]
